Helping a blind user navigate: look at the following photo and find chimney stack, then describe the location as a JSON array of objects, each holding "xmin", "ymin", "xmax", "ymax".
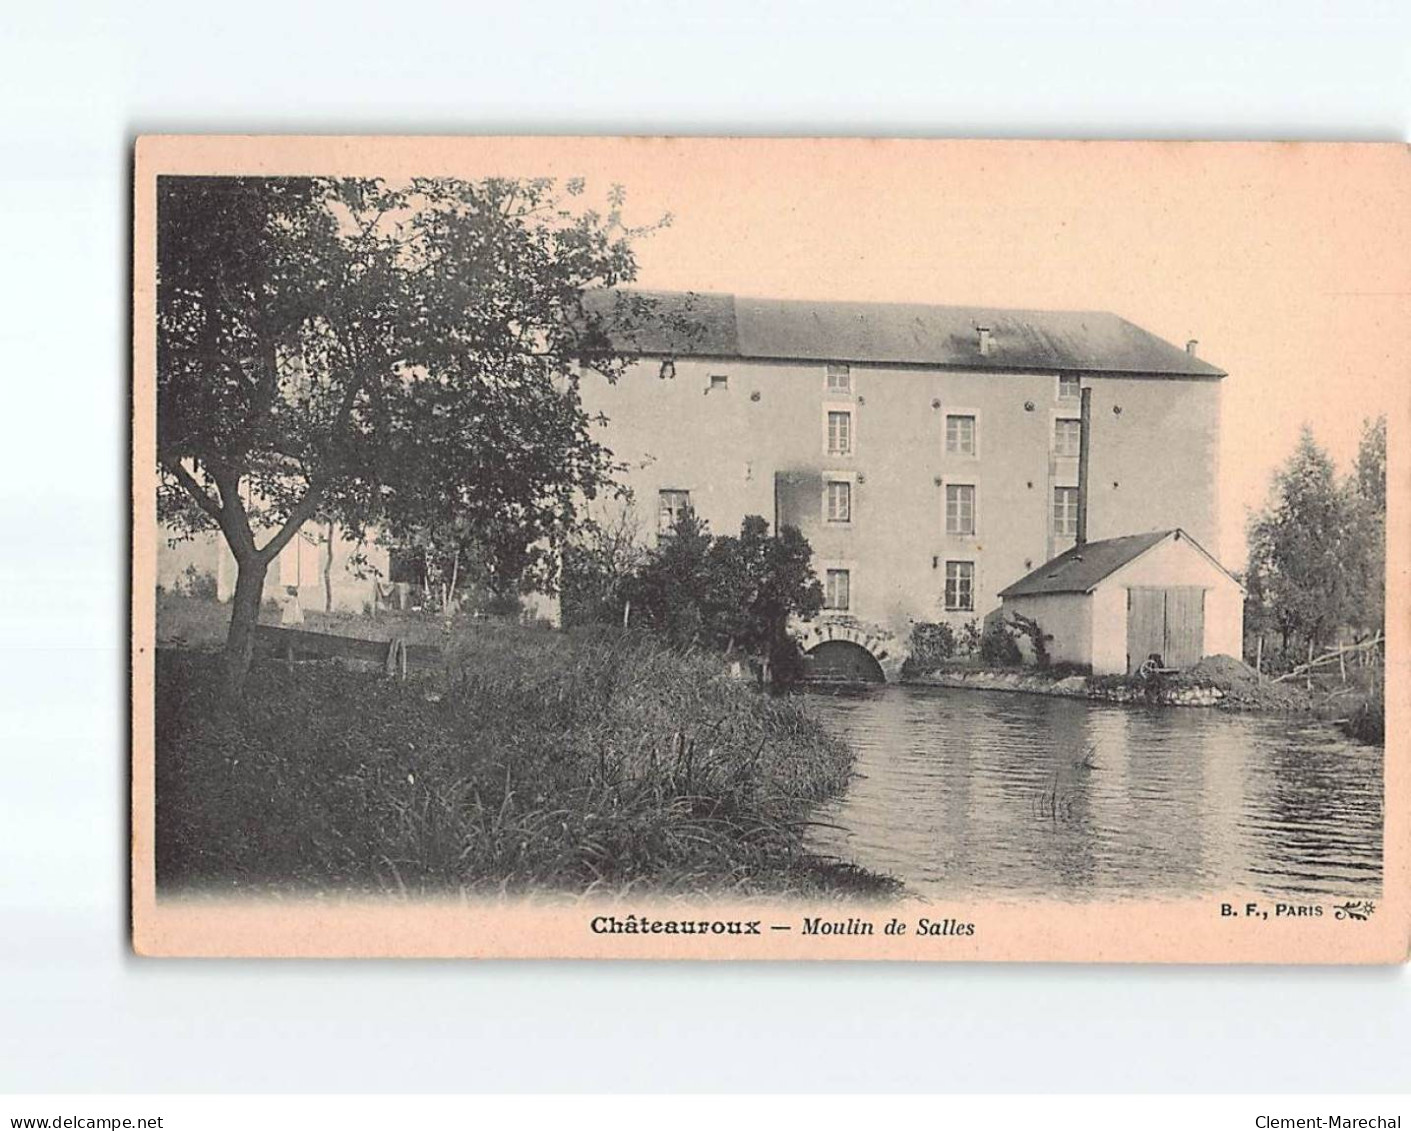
[
  {"xmin": 977, "ymin": 325, "xmax": 993, "ymax": 357},
  {"xmin": 1076, "ymin": 386, "xmax": 1092, "ymax": 546},
  {"xmin": 1186, "ymin": 339, "xmax": 1199, "ymax": 356}
]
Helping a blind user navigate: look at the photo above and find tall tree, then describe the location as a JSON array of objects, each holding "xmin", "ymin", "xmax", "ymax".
[
  {"xmin": 1245, "ymin": 426, "xmax": 1354, "ymax": 660},
  {"xmin": 1345, "ymin": 414, "xmax": 1387, "ymax": 637},
  {"xmin": 157, "ymin": 175, "xmax": 656, "ymax": 694}
]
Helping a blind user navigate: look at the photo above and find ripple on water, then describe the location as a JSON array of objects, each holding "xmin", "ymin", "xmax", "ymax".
[{"xmin": 802, "ymin": 684, "xmax": 1382, "ymax": 902}]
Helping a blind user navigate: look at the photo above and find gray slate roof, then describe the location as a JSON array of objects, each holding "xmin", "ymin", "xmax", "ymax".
[
  {"xmin": 999, "ymin": 530, "xmax": 1177, "ymax": 598},
  {"xmin": 586, "ymin": 289, "xmax": 1225, "ymax": 378}
]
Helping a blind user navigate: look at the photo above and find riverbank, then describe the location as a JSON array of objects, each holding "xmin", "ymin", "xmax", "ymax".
[
  {"xmin": 903, "ymin": 655, "xmax": 1382, "ymax": 743},
  {"xmin": 154, "ymin": 618, "xmax": 897, "ymax": 899},
  {"xmin": 905, "ymin": 666, "xmax": 1235, "ymax": 706}
]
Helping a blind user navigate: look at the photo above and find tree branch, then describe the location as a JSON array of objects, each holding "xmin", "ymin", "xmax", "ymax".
[
  {"xmin": 256, "ymin": 482, "xmax": 327, "ymax": 564},
  {"xmin": 162, "ymin": 456, "xmax": 224, "ymax": 525}
]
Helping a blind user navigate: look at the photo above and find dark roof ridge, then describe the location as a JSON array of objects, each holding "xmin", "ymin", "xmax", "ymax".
[
  {"xmin": 630, "ymin": 286, "xmax": 1123, "ymax": 321},
  {"xmin": 999, "ymin": 528, "xmax": 1238, "ymax": 599},
  {"xmin": 587, "ymin": 288, "xmax": 1226, "ymax": 378}
]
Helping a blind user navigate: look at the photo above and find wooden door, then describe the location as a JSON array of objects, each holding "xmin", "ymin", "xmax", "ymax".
[
  {"xmin": 1126, "ymin": 588, "xmax": 1166, "ymax": 674},
  {"xmin": 1162, "ymin": 587, "xmax": 1206, "ymax": 670},
  {"xmin": 1125, "ymin": 587, "xmax": 1206, "ymax": 673}
]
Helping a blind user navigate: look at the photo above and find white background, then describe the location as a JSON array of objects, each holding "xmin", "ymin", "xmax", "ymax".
[{"xmin": 2, "ymin": 0, "xmax": 1409, "ymax": 1095}]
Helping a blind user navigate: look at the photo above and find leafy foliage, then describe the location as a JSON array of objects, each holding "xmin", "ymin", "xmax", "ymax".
[
  {"xmin": 1245, "ymin": 419, "xmax": 1385, "ymax": 665},
  {"xmin": 979, "ymin": 617, "xmax": 1023, "ymax": 667},
  {"xmin": 559, "ymin": 503, "xmax": 648, "ymax": 628},
  {"xmin": 903, "ymin": 622, "xmax": 957, "ymax": 675},
  {"xmin": 156, "ymin": 175, "xmax": 666, "ymax": 689},
  {"xmin": 623, "ymin": 511, "xmax": 824, "ymax": 680},
  {"xmin": 1006, "ymin": 611, "xmax": 1052, "ymax": 667}
]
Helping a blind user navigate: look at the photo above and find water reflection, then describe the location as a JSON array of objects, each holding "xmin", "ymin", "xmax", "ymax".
[{"xmin": 804, "ymin": 685, "xmax": 1383, "ymax": 901}]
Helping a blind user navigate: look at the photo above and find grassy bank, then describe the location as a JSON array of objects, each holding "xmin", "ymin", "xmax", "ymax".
[{"xmin": 154, "ymin": 621, "xmax": 896, "ymax": 900}]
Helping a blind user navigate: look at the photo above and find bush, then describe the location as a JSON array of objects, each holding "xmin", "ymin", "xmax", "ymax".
[
  {"xmin": 1343, "ymin": 690, "xmax": 1384, "ymax": 744},
  {"xmin": 480, "ymin": 592, "xmax": 523, "ymax": 619},
  {"xmin": 904, "ymin": 622, "xmax": 957, "ymax": 675},
  {"xmin": 956, "ymin": 618, "xmax": 982, "ymax": 658},
  {"xmin": 1006, "ymin": 612, "xmax": 1052, "ymax": 668},
  {"xmin": 625, "ymin": 511, "xmax": 823, "ymax": 685},
  {"xmin": 979, "ymin": 619, "xmax": 1022, "ymax": 666},
  {"xmin": 175, "ymin": 564, "xmax": 218, "ymax": 601}
]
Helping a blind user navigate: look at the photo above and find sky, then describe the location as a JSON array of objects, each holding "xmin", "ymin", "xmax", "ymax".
[
  {"xmin": 141, "ymin": 137, "xmax": 1411, "ymax": 566},
  {"xmin": 604, "ymin": 140, "xmax": 1409, "ymax": 567}
]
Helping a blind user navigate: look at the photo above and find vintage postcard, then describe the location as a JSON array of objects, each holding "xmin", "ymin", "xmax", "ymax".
[{"xmin": 132, "ymin": 137, "xmax": 1408, "ymax": 960}]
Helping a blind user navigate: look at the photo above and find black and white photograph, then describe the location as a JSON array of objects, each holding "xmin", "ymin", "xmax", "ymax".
[
  {"xmin": 9, "ymin": 0, "xmax": 1411, "ymax": 1117},
  {"xmin": 132, "ymin": 137, "xmax": 1406, "ymax": 961}
]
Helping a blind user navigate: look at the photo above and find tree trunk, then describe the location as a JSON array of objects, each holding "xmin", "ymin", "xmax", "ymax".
[
  {"xmin": 322, "ymin": 521, "xmax": 335, "ymax": 613},
  {"xmin": 224, "ymin": 554, "xmax": 270, "ymax": 699}
]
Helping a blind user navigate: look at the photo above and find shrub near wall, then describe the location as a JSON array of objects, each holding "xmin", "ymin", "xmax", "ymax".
[
  {"xmin": 979, "ymin": 618, "xmax": 1022, "ymax": 667},
  {"xmin": 901, "ymin": 621, "xmax": 957, "ymax": 677}
]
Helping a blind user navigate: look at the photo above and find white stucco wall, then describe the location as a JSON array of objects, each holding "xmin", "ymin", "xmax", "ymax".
[
  {"xmin": 1096, "ymin": 532, "xmax": 1243, "ymax": 673},
  {"xmin": 579, "ymin": 356, "xmax": 1223, "ymax": 644},
  {"xmin": 1090, "ymin": 586, "xmax": 1128, "ymax": 674},
  {"xmin": 157, "ymin": 525, "xmax": 389, "ymax": 615},
  {"xmin": 1001, "ymin": 592, "xmax": 1092, "ymax": 667}
]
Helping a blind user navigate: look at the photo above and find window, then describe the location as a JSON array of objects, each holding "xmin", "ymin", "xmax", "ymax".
[
  {"xmin": 826, "ymin": 480, "xmax": 851, "ymax": 523},
  {"xmin": 709, "ymin": 374, "xmax": 729, "ymax": 391},
  {"xmin": 658, "ymin": 489, "xmax": 691, "ymax": 535},
  {"xmin": 1054, "ymin": 486, "xmax": 1079, "ymax": 537},
  {"xmin": 945, "ymin": 483, "xmax": 975, "ymax": 535},
  {"xmin": 825, "ymin": 569, "xmax": 851, "ymax": 611},
  {"xmin": 1058, "ymin": 373, "xmax": 1081, "ymax": 401},
  {"xmin": 827, "ymin": 410, "xmax": 853, "ymax": 455},
  {"xmin": 1054, "ymin": 418, "xmax": 1082, "ymax": 458},
  {"xmin": 944, "ymin": 561, "xmax": 974, "ymax": 611},
  {"xmin": 826, "ymin": 363, "xmax": 852, "ymax": 393},
  {"xmin": 946, "ymin": 414, "xmax": 976, "ymax": 455}
]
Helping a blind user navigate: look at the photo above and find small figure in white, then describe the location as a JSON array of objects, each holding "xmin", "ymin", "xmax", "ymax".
[{"xmin": 280, "ymin": 584, "xmax": 305, "ymax": 626}]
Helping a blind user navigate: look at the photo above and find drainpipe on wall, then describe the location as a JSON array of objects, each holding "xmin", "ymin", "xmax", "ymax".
[{"xmin": 1076, "ymin": 385, "xmax": 1092, "ymax": 546}]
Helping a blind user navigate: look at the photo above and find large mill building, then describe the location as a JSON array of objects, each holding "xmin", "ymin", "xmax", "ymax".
[{"xmin": 583, "ymin": 289, "xmax": 1239, "ymax": 679}]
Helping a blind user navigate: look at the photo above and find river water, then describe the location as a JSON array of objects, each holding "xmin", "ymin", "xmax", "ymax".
[{"xmin": 803, "ymin": 684, "xmax": 1383, "ymax": 902}]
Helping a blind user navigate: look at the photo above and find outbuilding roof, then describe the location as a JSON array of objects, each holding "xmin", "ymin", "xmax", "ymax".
[
  {"xmin": 586, "ymin": 289, "xmax": 1225, "ymax": 378},
  {"xmin": 998, "ymin": 529, "xmax": 1238, "ymax": 598}
]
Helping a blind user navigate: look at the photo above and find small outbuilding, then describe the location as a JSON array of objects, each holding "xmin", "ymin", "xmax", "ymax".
[{"xmin": 998, "ymin": 529, "xmax": 1243, "ymax": 676}]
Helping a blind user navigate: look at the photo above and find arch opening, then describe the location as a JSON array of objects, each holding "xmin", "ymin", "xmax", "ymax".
[{"xmin": 804, "ymin": 639, "xmax": 886, "ymax": 683}]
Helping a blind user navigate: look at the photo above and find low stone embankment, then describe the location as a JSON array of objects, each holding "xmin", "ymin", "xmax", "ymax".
[
  {"xmin": 906, "ymin": 654, "xmax": 1314, "ymax": 711},
  {"xmin": 907, "ymin": 668, "xmax": 1226, "ymax": 707}
]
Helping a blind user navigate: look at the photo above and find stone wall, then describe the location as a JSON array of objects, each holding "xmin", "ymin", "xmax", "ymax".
[{"xmin": 908, "ymin": 667, "xmax": 1227, "ymax": 707}]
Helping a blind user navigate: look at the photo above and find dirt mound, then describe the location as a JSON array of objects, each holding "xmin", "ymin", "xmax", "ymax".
[
  {"xmin": 1186, "ymin": 654, "xmax": 1260, "ymax": 687},
  {"xmin": 1184, "ymin": 654, "xmax": 1310, "ymax": 710}
]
